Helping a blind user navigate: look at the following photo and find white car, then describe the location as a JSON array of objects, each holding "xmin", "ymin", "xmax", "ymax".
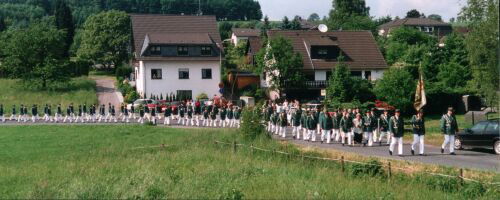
[{"xmin": 127, "ymin": 99, "xmax": 157, "ymax": 110}]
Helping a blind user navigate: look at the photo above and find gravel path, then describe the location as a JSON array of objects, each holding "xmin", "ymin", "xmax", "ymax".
[{"xmin": 92, "ymin": 76, "xmax": 123, "ymax": 109}]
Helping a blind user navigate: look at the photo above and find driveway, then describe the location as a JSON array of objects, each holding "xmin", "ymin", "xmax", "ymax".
[{"xmin": 92, "ymin": 76, "xmax": 124, "ymax": 109}]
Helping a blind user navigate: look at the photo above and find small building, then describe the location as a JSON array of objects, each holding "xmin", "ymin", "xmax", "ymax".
[
  {"xmin": 231, "ymin": 28, "xmax": 261, "ymax": 46},
  {"xmin": 379, "ymin": 18, "xmax": 452, "ymax": 38},
  {"xmin": 264, "ymin": 30, "xmax": 388, "ymax": 99},
  {"xmin": 131, "ymin": 14, "xmax": 223, "ymax": 100}
]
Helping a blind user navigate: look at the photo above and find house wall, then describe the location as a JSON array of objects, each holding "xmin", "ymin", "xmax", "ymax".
[
  {"xmin": 313, "ymin": 69, "xmax": 384, "ymax": 81},
  {"xmin": 136, "ymin": 60, "xmax": 221, "ymax": 99},
  {"xmin": 231, "ymin": 33, "xmax": 249, "ymax": 46}
]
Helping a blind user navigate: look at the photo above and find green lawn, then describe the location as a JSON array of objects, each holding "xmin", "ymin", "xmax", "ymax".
[
  {"xmin": 0, "ymin": 125, "xmax": 497, "ymax": 199},
  {"xmin": 0, "ymin": 78, "xmax": 97, "ymax": 114}
]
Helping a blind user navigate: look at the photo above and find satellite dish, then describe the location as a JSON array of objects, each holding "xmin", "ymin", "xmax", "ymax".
[{"xmin": 318, "ymin": 24, "xmax": 328, "ymax": 33}]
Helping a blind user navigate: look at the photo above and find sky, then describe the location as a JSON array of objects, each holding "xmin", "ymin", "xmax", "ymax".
[{"xmin": 257, "ymin": 0, "xmax": 466, "ymax": 22}]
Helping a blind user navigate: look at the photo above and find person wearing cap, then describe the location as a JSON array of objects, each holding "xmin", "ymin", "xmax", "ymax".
[
  {"xmin": 43, "ymin": 104, "xmax": 50, "ymax": 122},
  {"xmin": 234, "ymin": 106, "xmax": 241, "ymax": 128},
  {"xmin": 340, "ymin": 110, "xmax": 353, "ymax": 146},
  {"xmin": 291, "ymin": 105, "xmax": 302, "ymax": 139},
  {"xmin": 138, "ymin": 105, "xmax": 145, "ymax": 124},
  {"xmin": 164, "ymin": 105, "xmax": 172, "ymax": 125},
  {"xmin": 278, "ymin": 111, "xmax": 288, "ymax": 138},
  {"xmin": 306, "ymin": 111, "xmax": 318, "ymax": 142},
  {"xmin": 219, "ymin": 106, "xmax": 227, "ymax": 127},
  {"xmin": 31, "ymin": 104, "xmax": 38, "ymax": 123},
  {"xmin": 389, "ymin": 109, "xmax": 405, "ymax": 156},
  {"xmin": 9, "ymin": 105, "xmax": 16, "ymax": 121},
  {"xmin": 55, "ymin": 104, "xmax": 62, "ymax": 123},
  {"xmin": 370, "ymin": 109, "xmax": 378, "ymax": 143},
  {"xmin": 378, "ymin": 110, "xmax": 391, "ymax": 145},
  {"xmin": 332, "ymin": 110, "xmax": 341, "ymax": 142},
  {"xmin": 301, "ymin": 109, "xmax": 309, "ymax": 140},
  {"xmin": 440, "ymin": 107, "xmax": 459, "ymax": 155},
  {"xmin": 362, "ymin": 110, "xmax": 376, "ymax": 147},
  {"xmin": 411, "ymin": 110, "xmax": 426, "ymax": 155}
]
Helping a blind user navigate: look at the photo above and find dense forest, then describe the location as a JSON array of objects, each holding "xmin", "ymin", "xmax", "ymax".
[{"xmin": 0, "ymin": 0, "xmax": 263, "ymax": 27}]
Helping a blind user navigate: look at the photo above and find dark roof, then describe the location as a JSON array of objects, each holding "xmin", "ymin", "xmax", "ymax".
[
  {"xmin": 148, "ymin": 33, "xmax": 214, "ymax": 45},
  {"xmin": 131, "ymin": 14, "xmax": 222, "ymax": 58},
  {"xmin": 380, "ymin": 18, "xmax": 451, "ymax": 29},
  {"xmin": 300, "ymin": 20, "xmax": 318, "ymax": 30},
  {"xmin": 247, "ymin": 37, "xmax": 263, "ymax": 54},
  {"xmin": 267, "ymin": 30, "xmax": 388, "ymax": 70},
  {"xmin": 232, "ymin": 28, "xmax": 261, "ymax": 37}
]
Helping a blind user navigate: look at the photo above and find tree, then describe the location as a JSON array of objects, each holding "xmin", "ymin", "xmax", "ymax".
[
  {"xmin": 406, "ymin": 9, "xmax": 422, "ymax": 18},
  {"xmin": 428, "ymin": 14, "xmax": 443, "ymax": 21},
  {"xmin": 328, "ymin": 0, "xmax": 372, "ymax": 31},
  {"xmin": 0, "ymin": 16, "xmax": 6, "ymax": 32},
  {"xmin": 281, "ymin": 16, "xmax": 290, "ymax": 30},
  {"xmin": 77, "ymin": 11, "xmax": 131, "ymax": 70},
  {"xmin": 374, "ymin": 15, "xmax": 392, "ymax": 26},
  {"xmin": 326, "ymin": 59, "xmax": 352, "ymax": 103},
  {"xmin": 460, "ymin": 0, "xmax": 499, "ymax": 108},
  {"xmin": 255, "ymin": 36, "xmax": 305, "ymax": 97},
  {"xmin": 260, "ymin": 15, "xmax": 270, "ymax": 37},
  {"xmin": 374, "ymin": 67, "xmax": 416, "ymax": 113},
  {"xmin": 308, "ymin": 13, "xmax": 320, "ymax": 22},
  {"xmin": 54, "ymin": 0, "xmax": 74, "ymax": 58},
  {"xmin": 0, "ymin": 19, "xmax": 68, "ymax": 89},
  {"xmin": 28, "ymin": 0, "xmax": 52, "ymax": 14},
  {"xmin": 290, "ymin": 16, "xmax": 302, "ymax": 30}
]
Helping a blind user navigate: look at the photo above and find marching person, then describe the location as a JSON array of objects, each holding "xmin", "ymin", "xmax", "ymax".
[
  {"xmin": 219, "ymin": 106, "xmax": 227, "ymax": 127},
  {"xmin": 202, "ymin": 106, "xmax": 210, "ymax": 126},
  {"xmin": 187, "ymin": 102, "xmax": 194, "ymax": 126},
  {"xmin": 227, "ymin": 106, "xmax": 234, "ymax": 128},
  {"xmin": 138, "ymin": 105, "xmax": 145, "ymax": 124},
  {"xmin": 320, "ymin": 108, "xmax": 333, "ymax": 144},
  {"xmin": 0, "ymin": 104, "xmax": 4, "ymax": 123},
  {"xmin": 339, "ymin": 111, "xmax": 353, "ymax": 146},
  {"xmin": 83, "ymin": 103, "xmax": 88, "ymax": 122},
  {"xmin": 370, "ymin": 109, "xmax": 378, "ymax": 143},
  {"xmin": 389, "ymin": 109, "xmax": 405, "ymax": 156},
  {"xmin": 90, "ymin": 104, "xmax": 97, "ymax": 123},
  {"xmin": 362, "ymin": 110, "xmax": 376, "ymax": 147},
  {"xmin": 156, "ymin": 103, "xmax": 162, "ymax": 121},
  {"xmin": 150, "ymin": 105, "xmax": 157, "ymax": 124},
  {"xmin": 411, "ymin": 110, "xmax": 426, "ymax": 156},
  {"xmin": 105, "ymin": 103, "xmax": 112, "ymax": 122},
  {"xmin": 301, "ymin": 109, "xmax": 308, "ymax": 140},
  {"xmin": 43, "ymin": 104, "xmax": 50, "ymax": 122},
  {"xmin": 306, "ymin": 111, "xmax": 317, "ymax": 142},
  {"xmin": 9, "ymin": 105, "xmax": 16, "ymax": 121},
  {"xmin": 378, "ymin": 110, "xmax": 391, "ymax": 145},
  {"xmin": 352, "ymin": 113, "xmax": 363, "ymax": 147},
  {"xmin": 31, "ymin": 104, "xmax": 38, "ymax": 123},
  {"xmin": 63, "ymin": 105, "xmax": 72, "ymax": 123},
  {"xmin": 47, "ymin": 105, "xmax": 52, "ymax": 122},
  {"xmin": 69, "ymin": 103, "xmax": 75, "ymax": 119},
  {"xmin": 164, "ymin": 105, "xmax": 172, "ymax": 125},
  {"xmin": 265, "ymin": 103, "xmax": 273, "ymax": 132},
  {"xmin": 271, "ymin": 111, "xmax": 279, "ymax": 135},
  {"xmin": 75, "ymin": 105, "xmax": 84, "ymax": 123},
  {"xmin": 440, "ymin": 107, "xmax": 459, "ymax": 155},
  {"xmin": 234, "ymin": 106, "xmax": 241, "ymax": 128},
  {"xmin": 130, "ymin": 103, "xmax": 136, "ymax": 119},
  {"xmin": 172, "ymin": 104, "xmax": 179, "ymax": 122},
  {"xmin": 178, "ymin": 103, "xmax": 186, "ymax": 125},
  {"xmin": 18, "ymin": 104, "xmax": 24, "ymax": 122},
  {"xmin": 278, "ymin": 111, "xmax": 287, "ymax": 138},
  {"xmin": 332, "ymin": 110, "xmax": 341, "ymax": 142},
  {"xmin": 119, "ymin": 103, "xmax": 125, "ymax": 120},
  {"xmin": 122, "ymin": 105, "xmax": 130, "ymax": 123},
  {"xmin": 210, "ymin": 106, "xmax": 217, "ymax": 127},
  {"xmin": 291, "ymin": 106, "xmax": 302, "ymax": 139},
  {"xmin": 98, "ymin": 104, "xmax": 106, "ymax": 122},
  {"xmin": 110, "ymin": 105, "xmax": 117, "ymax": 123},
  {"xmin": 194, "ymin": 100, "xmax": 202, "ymax": 126},
  {"xmin": 144, "ymin": 104, "xmax": 150, "ymax": 122},
  {"xmin": 55, "ymin": 104, "xmax": 62, "ymax": 123}
]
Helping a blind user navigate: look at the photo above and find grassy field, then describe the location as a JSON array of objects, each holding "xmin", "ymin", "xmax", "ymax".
[
  {"xmin": 0, "ymin": 125, "xmax": 498, "ymax": 199},
  {"xmin": 0, "ymin": 78, "xmax": 97, "ymax": 114}
]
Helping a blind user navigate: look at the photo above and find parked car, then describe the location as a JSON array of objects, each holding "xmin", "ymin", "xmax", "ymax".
[
  {"xmin": 127, "ymin": 99, "xmax": 158, "ymax": 110},
  {"xmin": 455, "ymin": 119, "xmax": 500, "ymax": 154}
]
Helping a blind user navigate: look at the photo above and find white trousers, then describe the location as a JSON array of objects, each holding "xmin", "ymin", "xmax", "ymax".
[
  {"xmin": 347, "ymin": 131, "xmax": 354, "ymax": 145},
  {"xmin": 164, "ymin": 117, "xmax": 170, "ymax": 125},
  {"xmin": 9, "ymin": 114, "xmax": 16, "ymax": 121},
  {"xmin": 293, "ymin": 126, "xmax": 300, "ymax": 139},
  {"xmin": 138, "ymin": 117, "xmax": 144, "ymax": 124},
  {"xmin": 303, "ymin": 127, "xmax": 308, "ymax": 140},
  {"xmin": 322, "ymin": 130, "xmax": 332, "ymax": 143},
  {"xmin": 364, "ymin": 131, "xmax": 373, "ymax": 146},
  {"xmin": 308, "ymin": 130, "xmax": 316, "ymax": 141},
  {"xmin": 441, "ymin": 135, "xmax": 455, "ymax": 153},
  {"xmin": 280, "ymin": 126, "xmax": 287, "ymax": 138},
  {"xmin": 332, "ymin": 129, "xmax": 340, "ymax": 142},
  {"xmin": 373, "ymin": 130, "xmax": 378, "ymax": 143},
  {"xmin": 0, "ymin": 115, "xmax": 4, "ymax": 122},
  {"xmin": 390, "ymin": 137, "xmax": 403, "ymax": 155},
  {"xmin": 412, "ymin": 134, "xmax": 425, "ymax": 154},
  {"xmin": 379, "ymin": 131, "xmax": 391, "ymax": 144}
]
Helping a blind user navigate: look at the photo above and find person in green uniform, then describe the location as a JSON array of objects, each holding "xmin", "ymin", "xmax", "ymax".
[
  {"xmin": 278, "ymin": 111, "xmax": 288, "ymax": 138},
  {"xmin": 440, "ymin": 107, "xmax": 459, "ymax": 155},
  {"xmin": 178, "ymin": 103, "xmax": 186, "ymax": 125},
  {"xmin": 194, "ymin": 100, "xmax": 202, "ymax": 126},
  {"xmin": 138, "ymin": 105, "xmax": 145, "ymax": 124},
  {"xmin": 31, "ymin": 104, "xmax": 38, "ymax": 123},
  {"xmin": 164, "ymin": 105, "xmax": 172, "ymax": 125},
  {"xmin": 362, "ymin": 110, "xmax": 376, "ymax": 147},
  {"xmin": 271, "ymin": 111, "xmax": 279, "ymax": 135},
  {"xmin": 150, "ymin": 105, "xmax": 157, "ymax": 125},
  {"xmin": 320, "ymin": 108, "xmax": 333, "ymax": 144},
  {"xmin": 0, "ymin": 104, "xmax": 4, "ymax": 123},
  {"xmin": 234, "ymin": 106, "xmax": 241, "ymax": 128},
  {"xmin": 389, "ymin": 109, "xmax": 405, "ymax": 156},
  {"xmin": 306, "ymin": 111, "xmax": 318, "ymax": 142},
  {"xmin": 227, "ymin": 106, "xmax": 234, "ymax": 128},
  {"xmin": 339, "ymin": 110, "xmax": 353, "ymax": 146},
  {"xmin": 300, "ymin": 109, "xmax": 308, "ymax": 140},
  {"xmin": 332, "ymin": 110, "xmax": 341, "ymax": 142},
  {"xmin": 292, "ymin": 106, "xmax": 302, "ymax": 139},
  {"xmin": 202, "ymin": 106, "xmax": 209, "ymax": 126},
  {"xmin": 219, "ymin": 106, "xmax": 227, "ymax": 127},
  {"xmin": 265, "ymin": 103, "xmax": 273, "ymax": 132},
  {"xmin": 378, "ymin": 110, "xmax": 391, "ymax": 145},
  {"xmin": 122, "ymin": 104, "xmax": 130, "ymax": 123},
  {"xmin": 9, "ymin": 105, "xmax": 16, "ymax": 121},
  {"xmin": 43, "ymin": 104, "xmax": 49, "ymax": 122},
  {"xmin": 76, "ymin": 105, "xmax": 83, "ymax": 123},
  {"xmin": 47, "ymin": 105, "xmax": 52, "ymax": 122},
  {"xmin": 64, "ymin": 105, "xmax": 72, "ymax": 123},
  {"xmin": 411, "ymin": 110, "xmax": 426, "ymax": 155}
]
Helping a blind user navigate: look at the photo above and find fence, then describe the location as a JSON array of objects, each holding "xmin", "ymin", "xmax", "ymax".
[{"xmin": 214, "ymin": 140, "xmax": 500, "ymax": 186}]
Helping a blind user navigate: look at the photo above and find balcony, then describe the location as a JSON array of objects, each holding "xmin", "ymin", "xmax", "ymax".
[{"xmin": 283, "ymin": 80, "xmax": 329, "ymax": 89}]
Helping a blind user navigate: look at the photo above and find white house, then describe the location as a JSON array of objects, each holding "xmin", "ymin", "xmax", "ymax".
[
  {"xmin": 131, "ymin": 14, "xmax": 223, "ymax": 100},
  {"xmin": 231, "ymin": 28, "xmax": 260, "ymax": 46}
]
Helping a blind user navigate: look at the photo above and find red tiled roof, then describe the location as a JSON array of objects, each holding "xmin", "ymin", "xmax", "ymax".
[
  {"xmin": 131, "ymin": 14, "xmax": 222, "ymax": 57},
  {"xmin": 232, "ymin": 28, "xmax": 261, "ymax": 37},
  {"xmin": 267, "ymin": 30, "xmax": 388, "ymax": 70}
]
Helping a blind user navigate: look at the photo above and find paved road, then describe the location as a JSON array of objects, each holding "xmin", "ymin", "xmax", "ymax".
[
  {"xmin": 92, "ymin": 76, "xmax": 123, "ymax": 109},
  {"xmin": 272, "ymin": 132, "xmax": 500, "ymax": 172}
]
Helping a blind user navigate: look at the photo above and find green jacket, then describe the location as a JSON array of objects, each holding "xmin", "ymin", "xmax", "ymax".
[
  {"xmin": 271, "ymin": 113, "xmax": 278, "ymax": 125},
  {"xmin": 234, "ymin": 109, "xmax": 241, "ymax": 120},
  {"xmin": 320, "ymin": 114, "xmax": 333, "ymax": 130},
  {"xmin": 332, "ymin": 114, "xmax": 340, "ymax": 129},
  {"xmin": 292, "ymin": 110, "xmax": 302, "ymax": 127},
  {"xmin": 300, "ymin": 113, "xmax": 307, "ymax": 127},
  {"xmin": 389, "ymin": 116, "xmax": 405, "ymax": 137},
  {"xmin": 362, "ymin": 115, "xmax": 376, "ymax": 132},
  {"xmin": 411, "ymin": 115, "xmax": 425, "ymax": 135},
  {"xmin": 278, "ymin": 114, "xmax": 287, "ymax": 127},
  {"xmin": 340, "ymin": 115, "xmax": 353, "ymax": 132},
  {"xmin": 440, "ymin": 114, "xmax": 458, "ymax": 135},
  {"xmin": 306, "ymin": 115, "xmax": 317, "ymax": 130}
]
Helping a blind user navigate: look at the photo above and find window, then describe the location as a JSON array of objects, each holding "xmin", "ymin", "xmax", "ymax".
[
  {"xmin": 326, "ymin": 71, "xmax": 332, "ymax": 80},
  {"xmin": 364, "ymin": 71, "xmax": 372, "ymax": 80},
  {"xmin": 310, "ymin": 46, "xmax": 340, "ymax": 59},
  {"xmin": 177, "ymin": 90, "xmax": 192, "ymax": 101},
  {"xmin": 201, "ymin": 46, "xmax": 212, "ymax": 56},
  {"xmin": 202, "ymin": 69, "xmax": 212, "ymax": 79},
  {"xmin": 151, "ymin": 69, "xmax": 162, "ymax": 80},
  {"xmin": 150, "ymin": 46, "xmax": 161, "ymax": 55},
  {"xmin": 485, "ymin": 122, "xmax": 499, "ymax": 133},
  {"xmin": 318, "ymin": 49, "xmax": 328, "ymax": 55},
  {"xmin": 179, "ymin": 68, "xmax": 189, "ymax": 79},
  {"xmin": 177, "ymin": 46, "xmax": 189, "ymax": 56},
  {"xmin": 423, "ymin": 26, "xmax": 434, "ymax": 33},
  {"xmin": 351, "ymin": 71, "xmax": 362, "ymax": 77},
  {"xmin": 471, "ymin": 122, "xmax": 488, "ymax": 134}
]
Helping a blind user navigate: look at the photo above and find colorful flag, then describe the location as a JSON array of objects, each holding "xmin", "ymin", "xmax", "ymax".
[{"xmin": 414, "ymin": 72, "xmax": 427, "ymax": 111}]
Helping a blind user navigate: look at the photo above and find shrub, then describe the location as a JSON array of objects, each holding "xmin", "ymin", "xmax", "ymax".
[
  {"xmin": 240, "ymin": 107, "xmax": 267, "ymax": 140},
  {"xmin": 196, "ymin": 93, "xmax": 208, "ymax": 100},
  {"xmin": 115, "ymin": 65, "xmax": 133, "ymax": 79},
  {"xmin": 349, "ymin": 159, "xmax": 384, "ymax": 177},
  {"xmin": 125, "ymin": 91, "xmax": 139, "ymax": 103}
]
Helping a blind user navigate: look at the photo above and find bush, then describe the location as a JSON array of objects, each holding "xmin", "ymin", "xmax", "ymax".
[
  {"xmin": 115, "ymin": 65, "xmax": 133, "ymax": 79},
  {"xmin": 374, "ymin": 67, "xmax": 416, "ymax": 114},
  {"xmin": 70, "ymin": 60, "xmax": 91, "ymax": 77},
  {"xmin": 240, "ymin": 107, "xmax": 267, "ymax": 140},
  {"xmin": 349, "ymin": 159, "xmax": 384, "ymax": 177},
  {"xmin": 125, "ymin": 91, "xmax": 139, "ymax": 103},
  {"xmin": 196, "ymin": 93, "xmax": 208, "ymax": 100}
]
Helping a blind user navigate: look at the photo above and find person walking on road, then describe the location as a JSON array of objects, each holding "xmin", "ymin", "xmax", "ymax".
[
  {"xmin": 378, "ymin": 110, "xmax": 391, "ymax": 145},
  {"xmin": 411, "ymin": 110, "xmax": 426, "ymax": 156},
  {"xmin": 320, "ymin": 108, "xmax": 333, "ymax": 144},
  {"xmin": 440, "ymin": 107, "xmax": 459, "ymax": 155},
  {"xmin": 389, "ymin": 109, "xmax": 404, "ymax": 156}
]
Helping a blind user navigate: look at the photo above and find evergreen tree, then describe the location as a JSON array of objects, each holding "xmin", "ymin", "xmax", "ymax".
[
  {"xmin": 406, "ymin": 9, "xmax": 422, "ymax": 18},
  {"xmin": 281, "ymin": 16, "xmax": 290, "ymax": 30},
  {"xmin": 261, "ymin": 15, "xmax": 270, "ymax": 37},
  {"xmin": 54, "ymin": 0, "xmax": 75, "ymax": 58},
  {"xmin": 326, "ymin": 55, "xmax": 352, "ymax": 103},
  {"xmin": 160, "ymin": 93, "xmax": 163, "ymax": 100},
  {"xmin": 290, "ymin": 16, "xmax": 302, "ymax": 30},
  {"xmin": 0, "ymin": 16, "xmax": 6, "ymax": 32},
  {"xmin": 328, "ymin": 0, "xmax": 372, "ymax": 31}
]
